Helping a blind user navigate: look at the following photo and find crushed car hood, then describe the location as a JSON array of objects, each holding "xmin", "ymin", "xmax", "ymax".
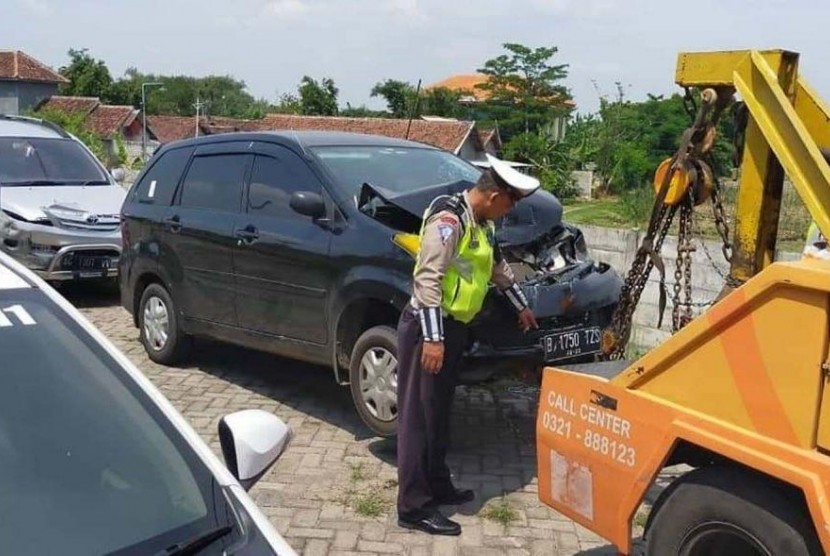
[
  {"xmin": 359, "ymin": 181, "xmax": 563, "ymax": 246},
  {"xmin": 0, "ymin": 184, "xmax": 126, "ymax": 222}
]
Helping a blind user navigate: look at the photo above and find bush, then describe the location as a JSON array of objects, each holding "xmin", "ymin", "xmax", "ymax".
[{"xmin": 619, "ymin": 186, "xmax": 655, "ymax": 228}]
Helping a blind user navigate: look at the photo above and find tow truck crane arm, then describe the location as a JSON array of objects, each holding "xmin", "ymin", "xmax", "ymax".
[{"xmin": 536, "ymin": 49, "xmax": 830, "ymax": 556}]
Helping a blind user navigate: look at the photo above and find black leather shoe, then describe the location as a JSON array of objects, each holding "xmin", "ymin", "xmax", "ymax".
[
  {"xmin": 398, "ymin": 510, "xmax": 461, "ymax": 536},
  {"xmin": 433, "ymin": 488, "xmax": 475, "ymax": 506}
]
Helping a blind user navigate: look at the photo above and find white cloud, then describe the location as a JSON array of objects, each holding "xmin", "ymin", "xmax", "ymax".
[
  {"xmin": 384, "ymin": 0, "xmax": 426, "ymax": 19},
  {"xmin": 531, "ymin": 0, "xmax": 623, "ymax": 19},
  {"xmin": 264, "ymin": 0, "xmax": 311, "ymax": 18},
  {"xmin": 18, "ymin": 0, "xmax": 52, "ymax": 17}
]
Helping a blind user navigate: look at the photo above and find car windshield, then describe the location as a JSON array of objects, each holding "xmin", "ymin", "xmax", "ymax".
[
  {"xmin": 0, "ymin": 137, "xmax": 109, "ymax": 186},
  {"xmin": 0, "ymin": 288, "xmax": 228, "ymax": 556},
  {"xmin": 312, "ymin": 145, "xmax": 482, "ymax": 196}
]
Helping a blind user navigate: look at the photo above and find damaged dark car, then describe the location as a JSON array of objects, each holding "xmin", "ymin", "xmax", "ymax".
[{"xmin": 119, "ymin": 131, "xmax": 622, "ymax": 437}]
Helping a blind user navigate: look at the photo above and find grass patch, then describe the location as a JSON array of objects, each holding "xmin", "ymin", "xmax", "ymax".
[
  {"xmin": 350, "ymin": 462, "xmax": 366, "ymax": 482},
  {"xmin": 563, "ymin": 182, "xmax": 810, "ymax": 256},
  {"xmin": 563, "ymin": 199, "xmax": 633, "ymax": 228},
  {"xmin": 342, "ymin": 462, "xmax": 392, "ymax": 518},
  {"xmin": 352, "ymin": 488, "xmax": 389, "ymax": 518},
  {"xmin": 480, "ymin": 498, "xmax": 518, "ymax": 526},
  {"xmin": 634, "ymin": 510, "xmax": 649, "ymax": 528}
]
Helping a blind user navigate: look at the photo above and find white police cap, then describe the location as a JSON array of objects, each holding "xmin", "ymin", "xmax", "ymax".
[{"xmin": 485, "ymin": 153, "xmax": 541, "ymax": 198}]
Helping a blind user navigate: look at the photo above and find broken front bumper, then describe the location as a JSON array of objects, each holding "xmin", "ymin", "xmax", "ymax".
[
  {"xmin": 0, "ymin": 219, "xmax": 121, "ymax": 281},
  {"xmin": 466, "ymin": 261, "xmax": 623, "ymax": 364}
]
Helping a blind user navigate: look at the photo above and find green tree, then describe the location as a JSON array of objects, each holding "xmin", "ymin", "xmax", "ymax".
[
  {"xmin": 340, "ymin": 103, "xmax": 387, "ymax": 118},
  {"xmin": 370, "ymin": 79, "xmax": 417, "ymax": 118},
  {"xmin": 420, "ymin": 87, "xmax": 466, "ymax": 119},
  {"xmin": 109, "ymin": 68, "xmax": 273, "ymax": 119},
  {"xmin": 476, "ymin": 43, "xmax": 573, "ymax": 139},
  {"xmin": 270, "ymin": 92, "xmax": 302, "ymax": 115},
  {"xmin": 298, "ymin": 76, "xmax": 339, "ymax": 116},
  {"xmin": 504, "ymin": 130, "xmax": 577, "ymax": 199},
  {"xmin": 58, "ymin": 48, "xmax": 114, "ymax": 100},
  {"xmin": 564, "ymin": 85, "xmax": 735, "ymax": 194}
]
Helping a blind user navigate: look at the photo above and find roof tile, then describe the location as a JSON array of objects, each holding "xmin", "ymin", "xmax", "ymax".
[{"xmin": 0, "ymin": 50, "xmax": 69, "ymax": 84}]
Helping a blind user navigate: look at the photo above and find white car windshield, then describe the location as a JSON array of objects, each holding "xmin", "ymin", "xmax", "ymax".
[
  {"xmin": 0, "ymin": 137, "xmax": 109, "ymax": 186},
  {"xmin": 312, "ymin": 145, "xmax": 482, "ymax": 195},
  {"xmin": 0, "ymin": 288, "xmax": 229, "ymax": 555}
]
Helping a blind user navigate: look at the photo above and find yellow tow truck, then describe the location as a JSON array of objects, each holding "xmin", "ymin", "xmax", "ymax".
[{"xmin": 536, "ymin": 49, "xmax": 830, "ymax": 555}]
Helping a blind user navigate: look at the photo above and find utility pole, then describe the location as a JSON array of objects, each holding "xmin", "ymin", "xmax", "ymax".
[
  {"xmin": 141, "ymin": 82, "xmax": 164, "ymax": 161},
  {"xmin": 193, "ymin": 97, "xmax": 209, "ymax": 137}
]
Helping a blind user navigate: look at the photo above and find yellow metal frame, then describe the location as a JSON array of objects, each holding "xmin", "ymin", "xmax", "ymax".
[{"xmin": 676, "ymin": 49, "xmax": 830, "ymax": 281}]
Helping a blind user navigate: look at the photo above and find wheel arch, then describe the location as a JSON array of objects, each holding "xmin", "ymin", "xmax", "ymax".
[{"xmin": 642, "ymin": 437, "xmax": 824, "ymax": 552}]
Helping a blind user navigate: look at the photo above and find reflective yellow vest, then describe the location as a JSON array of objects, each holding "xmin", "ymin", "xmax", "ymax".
[{"xmin": 416, "ymin": 207, "xmax": 494, "ymax": 324}]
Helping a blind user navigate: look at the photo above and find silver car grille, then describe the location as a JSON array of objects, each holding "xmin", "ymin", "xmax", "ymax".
[{"xmin": 56, "ymin": 215, "xmax": 120, "ymax": 232}]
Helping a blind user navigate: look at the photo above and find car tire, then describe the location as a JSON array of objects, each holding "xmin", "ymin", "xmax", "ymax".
[
  {"xmin": 349, "ymin": 325, "xmax": 399, "ymax": 438},
  {"xmin": 138, "ymin": 283, "xmax": 191, "ymax": 365},
  {"xmin": 646, "ymin": 466, "xmax": 822, "ymax": 556}
]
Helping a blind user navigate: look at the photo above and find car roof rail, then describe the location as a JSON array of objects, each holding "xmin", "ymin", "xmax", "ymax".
[{"xmin": 0, "ymin": 113, "xmax": 71, "ymax": 139}]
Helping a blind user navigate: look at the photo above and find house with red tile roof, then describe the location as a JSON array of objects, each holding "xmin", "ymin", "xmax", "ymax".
[
  {"xmin": 37, "ymin": 95, "xmax": 147, "ymax": 167},
  {"xmin": 425, "ymin": 72, "xmax": 574, "ymax": 141},
  {"xmin": 0, "ymin": 50, "xmax": 68, "ymax": 115},
  {"xmin": 146, "ymin": 113, "xmax": 503, "ymax": 163}
]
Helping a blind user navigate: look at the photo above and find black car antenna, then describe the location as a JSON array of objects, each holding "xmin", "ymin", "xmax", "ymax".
[{"xmin": 405, "ymin": 79, "xmax": 422, "ymax": 140}]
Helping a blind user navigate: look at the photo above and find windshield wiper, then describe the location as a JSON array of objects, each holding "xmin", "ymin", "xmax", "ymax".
[
  {"xmin": 77, "ymin": 180, "xmax": 110, "ymax": 185},
  {"xmin": 153, "ymin": 525, "xmax": 233, "ymax": 556}
]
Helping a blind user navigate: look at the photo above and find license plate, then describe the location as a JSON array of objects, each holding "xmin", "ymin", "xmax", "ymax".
[
  {"xmin": 541, "ymin": 326, "xmax": 602, "ymax": 361},
  {"xmin": 74, "ymin": 256, "xmax": 110, "ymax": 272}
]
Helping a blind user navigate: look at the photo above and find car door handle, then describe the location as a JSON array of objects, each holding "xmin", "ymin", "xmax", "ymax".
[
  {"xmin": 164, "ymin": 215, "xmax": 182, "ymax": 233},
  {"xmin": 235, "ymin": 226, "xmax": 259, "ymax": 245}
]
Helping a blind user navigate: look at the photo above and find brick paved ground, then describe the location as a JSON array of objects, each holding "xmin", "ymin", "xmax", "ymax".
[{"xmin": 64, "ymin": 281, "xmax": 654, "ymax": 556}]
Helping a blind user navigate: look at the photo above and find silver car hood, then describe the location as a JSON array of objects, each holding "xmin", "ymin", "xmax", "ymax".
[{"xmin": 0, "ymin": 185, "xmax": 126, "ymax": 222}]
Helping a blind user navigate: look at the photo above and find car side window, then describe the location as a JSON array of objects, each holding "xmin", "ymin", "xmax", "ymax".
[
  {"xmin": 131, "ymin": 147, "xmax": 192, "ymax": 206},
  {"xmin": 179, "ymin": 154, "xmax": 249, "ymax": 212},
  {"xmin": 247, "ymin": 151, "xmax": 321, "ymax": 218}
]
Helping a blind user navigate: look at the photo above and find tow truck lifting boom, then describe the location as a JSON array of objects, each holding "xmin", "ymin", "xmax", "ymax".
[{"xmin": 536, "ymin": 49, "xmax": 830, "ymax": 555}]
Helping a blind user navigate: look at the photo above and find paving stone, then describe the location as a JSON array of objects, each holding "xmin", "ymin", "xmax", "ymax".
[{"xmin": 74, "ymin": 295, "xmax": 661, "ymax": 556}]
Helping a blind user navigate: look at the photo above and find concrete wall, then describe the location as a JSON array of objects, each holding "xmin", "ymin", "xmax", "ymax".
[
  {"xmin": 0, "ymin": 81, "xmax": 58, "ymax": 115},
  {"xmin": 571, "ymin": 170, "xmax": 593, "ymax": 199},
  {"xmin": 0, "ymin": 82, "xmax": 19, "ymax": 114},
  {"xmin": 579, "ymin": 225, "xmax": 801, "ymax": 353}
]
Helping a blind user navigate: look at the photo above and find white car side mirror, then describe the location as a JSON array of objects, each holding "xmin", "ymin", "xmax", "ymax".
[
  {"xmin": 111, "ymin": 168, "xmax": 126, "ymax": 182},
  {"xmin": 218, "ymin": 409, "xmax": 291, "ymax": 490}
]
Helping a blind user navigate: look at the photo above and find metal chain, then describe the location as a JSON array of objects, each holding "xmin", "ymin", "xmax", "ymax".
[
  {"xmin": 601, "ymin": 87, "xmax": 730, "ymax": 359},
  {"xmin": 706, "ymin": 157, "xmax": 733, "ymax": 262},
  {"xmin": 680, "ymin": 199, "xmax": 695, "ymax": 330}
]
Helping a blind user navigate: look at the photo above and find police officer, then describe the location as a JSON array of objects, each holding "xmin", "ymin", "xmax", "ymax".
[{"xmin": 396, "ymin": 154, "xmax": 540, "ymax": 536}]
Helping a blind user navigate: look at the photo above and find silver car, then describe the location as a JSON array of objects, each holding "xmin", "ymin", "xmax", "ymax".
[{"xmin": 0, "ymin": 114, "xmax": 125, "ymax": 281}]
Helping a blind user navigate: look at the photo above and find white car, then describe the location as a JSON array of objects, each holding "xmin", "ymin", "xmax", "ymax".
[{"xmin": 0, "ymin": 249, "xmax": 297, "ymax": 555}]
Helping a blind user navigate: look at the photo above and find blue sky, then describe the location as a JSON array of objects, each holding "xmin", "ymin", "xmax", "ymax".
[{"xmin": 4, "ymin": 0, "xmax": 829, "ymax": 115}]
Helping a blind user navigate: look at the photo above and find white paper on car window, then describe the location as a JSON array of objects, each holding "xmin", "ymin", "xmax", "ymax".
[{"xmin": 149, "ymin": 180, "xmax": 157, "ymax": 198}]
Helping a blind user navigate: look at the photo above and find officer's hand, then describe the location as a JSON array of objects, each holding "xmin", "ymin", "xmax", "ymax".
[
  {"xmin": 421, "ymin": 341, "xmax": 445, "ymax": 374},
  {"xmin": 518, "ymin": 308, "xmax": 539, "ymax": 332}
]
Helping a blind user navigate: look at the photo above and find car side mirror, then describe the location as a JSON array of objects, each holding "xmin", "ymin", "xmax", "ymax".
[
  {"xmin": 290, "ymin": 191, "xmax": 326, "ymax": 219},
  {"xmin": 111, "ymin": 168, "xmax": 126, "ymax": 183},
  {"xmin": 218, "ymin": 409, "xmax": 291, "ymax": 491}
]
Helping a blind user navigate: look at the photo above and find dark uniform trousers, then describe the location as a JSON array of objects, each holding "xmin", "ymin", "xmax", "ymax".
[{"xmin": 396, "ymin": 303, "xmax": 469, "ymax": 516}]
